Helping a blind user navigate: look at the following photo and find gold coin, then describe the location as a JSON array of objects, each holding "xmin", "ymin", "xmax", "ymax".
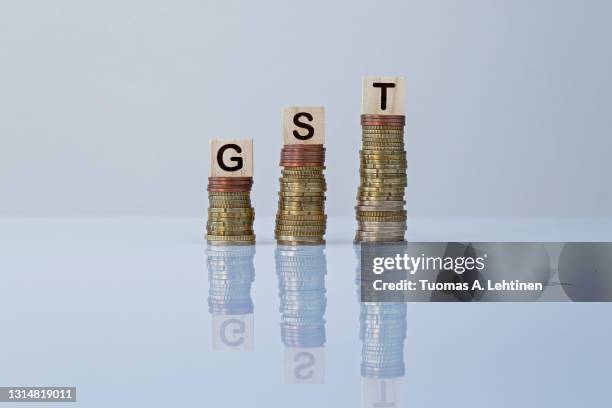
[
  {"xmin": 278, "ymin": 208, "xmax": 324, "ymax": 213},
  {"xmin": 207, "ymin": 230, "xmax": 254, "ymax": 236},
  {"xmin": 281, "ymin": 165, "xmax": 325, "ymax": 169},
  {"xmin": 207, "ymin": 240, "xmax": 255, "ymax": 246},
  {"xmin": 358, "ymin": 210, "xmax": 406, "ymax": 216},
  {"xmin": 279, "ymin": 189, "xmax": 326, "ymax": 194},
  {"xmin": 281, "ymin": 180, "xmax": 324, "ymax": 184},
  {"xmin": 362, "ymin": 128, "xmax": 404, "ymax": 132},
  {"xmin": 276, "ymin": 213, "xmax": 326, "ymax": 219},
  {"xmin": 208, "ymin": 203, "xmax": 252, "ymax": 208},
  {"xmin": 360, "ymin": 169, "xmax": 406, "ymax": 173},
  {"xmin": 207, "ymin": 219, "xmax": 252, "ymax": 224},
  {"xmin": 274, "ymin": 232, "xmax": 325, "ymax": 237},
  {"xmin": 274, "ymin": 220, "xmax": 326, "ymax": 226},
  {"xmin": 357, "ymin": 218, "xmax": 407, "ymax": 223},
  {"xmin": 360, "ymin": 164, "xmax": 406, "ymax": 169},
  {"xmin": 276, "ymin": 240, "xmax": 325, "ymax": 246},
  {"xmin": 206, "ymin": 225, "xmax": 252, "ymax": 231},
  {"xmin": 274, "ymin": 234, "xmax": 325, "ymax": 239},
  {"xmin": 278, "ymin": 206, "xmax": 325, "ymax": 210},
  {"xmin": 208, "ymin": 192, "xmax": 250, "ymax": 197},
  {"xmin": 361, "ymin": 145, "xmax": 404, "ymax": 150},
  {"xmin": 275, "ymin": 227, "xmax": 326, "ymax": 234},
  {"xmin": 360, "ymin": 157, "xmax": 407, "ymax": 162},
  {"xmin": 206, "ymin": 234, "xmax": 255, "ymax": 241},
  {"xmin": 279, "ymin": 192, "xmax": 325, "ymax": 197},
  {"xmin": 282, "ymin": 172, "xmax": 324, "ymax": 176},
  {"xmin": 360, "ymin": 151, "xmax": 406, "ymax": 156},
  {"xmin": 208, "ymin": 216, "xmax": 255, "ymax": 222},
  {"xmin": 279, "ymin": 197, "xmax": 325, "ymax": 201}
]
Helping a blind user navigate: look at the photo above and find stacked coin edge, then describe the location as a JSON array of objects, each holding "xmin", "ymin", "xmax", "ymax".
[
  {"xmin": 355, "ymin": 114, "xmax": 407, "ymax": 243},
  {"xmin": 206, "ymin": 177, "xmax": 256, "ymax": 245},
  {"xmin": 275, "ymin": 144, "xmax": 327, "ymax": 245}
]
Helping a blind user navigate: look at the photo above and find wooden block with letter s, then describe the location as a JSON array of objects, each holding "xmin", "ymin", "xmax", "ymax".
[{"xmin": 282, "ymin": 107, "xmax": 325, "ymax": 145}]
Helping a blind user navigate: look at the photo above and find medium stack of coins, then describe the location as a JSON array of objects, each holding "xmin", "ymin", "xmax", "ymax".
[
  {"xmin": 355, "ymin": 114, "xmax": 407, "ymax": 242},
  {"xmin": 206, "ymin": 177, "xmax": 255, "ymax": 245},
  {"xmin": 276, "ymin": 245, "xmax": 327, "ymax": 348},
  {"xmin": 207, "ymin": 245, "xmax": 255, "ymax": 315},
  {"xmin": 275, "ymin": 145, "xmax": 327, "ymax": 245}
]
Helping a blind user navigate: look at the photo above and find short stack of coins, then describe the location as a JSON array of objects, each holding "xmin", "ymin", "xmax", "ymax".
[
  {"xmin": 207, "ymin": 245, "xmax": 256, "ymax": 315},
  {"xmin": 206, "ymin": 176, "xmax": 255, "ymax": 245},
  {"xmin": 276, "ymin": 245, "xmax": 327, "ymax": 348},
  {"xmin": 274, "ymin": 145, "xmax": 327, "ymax": 245},
  {"xmin": 355, "ymin": 114, "xmax": 407, "ymax": 242}
]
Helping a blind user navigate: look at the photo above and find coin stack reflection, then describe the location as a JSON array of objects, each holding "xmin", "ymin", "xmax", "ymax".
[
  {"xmin": 206, "ymin": 176, "xmax": 255, "ymax": 245},
  {"xmin": 276, "ymin": 245, "xmax": 327, "ymax": 348},
  {"xmin": 355, "ymin": 114, "xmax": 407, "ymax": 242},
  {"xmin": 207, "ymin": 245, "xmax": 256, "ymax": 315},
  {"xmin": 274, "ymin": 145, "xmax": 327, "ymax": 245},
  {"xmin": 355, "ymin": 244, "xmax": 407, "ymax": 379}
]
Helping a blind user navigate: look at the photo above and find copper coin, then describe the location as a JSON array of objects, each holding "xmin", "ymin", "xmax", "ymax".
[
  {"xmin": 208, "ymin": 180, "xmax": 253, "ymax": 184},
  {"xmin": 208, "ymin": 187, "xmax": 252, "ymax": 191},
  {"xmin": 361, "ymin": 114, "xmax": 405, "ymax": 120},
  {"xmin": 361, "ymin": 119, "xmax": 404, "ymax": 124},
  {"xmin": 282, "ymin": 150, "xmax": 324, "ymax": 154},
  {"xmin": 281, "ymin": 157, "xmax": 324, "ymax": 161},
  {"xmin": 281, "ymin": 156, "xmax": 324, "ymax": 160},
  {"xmin": 281, "ymin": 152, "xmax": 324, "ymax": 155},
  {"xmin": 209, "ymin": 176, "xmax": 252, "ymax": 179},
  {"xmin": 208, "ymin": 185, "xmax": 252, "ymax": 188},
  {"xmin": 282, "ymin": 147, "xmax": 324, "ymax": 151},
  {"xmin": 281, "ymin": 155, "xmax": 324, "ymax": 158},
  {"xmin": 361, "ymin": 119, "xmax": 404, "ymax": 122},
  {"xmin": 281, "ymin": 156, "xmax": 324, "ymax": 159},
  {"xmin": 280, "ymin": 160, "xmax": 323, "ymax": 167},
  {"xmin": 281, "ymin": 163, "xmax": 326, "ymax": 167},
  {"xmin": 208, "ymin": 179, "xmax": 253, "ymax": 183},
  {"xmin": 282, "ymin": 144, "xmax": 324, "ymax": 148},
  {"xmin": 281, "ymin": 151, "xmax": 324, "ymax": 155},
  {"xmin": 208, "ymin": 182, "xmax": 252, "ymax": 186},
  {"xmin": 361, "ymin": 117, "xmax": 405, "ymax": 122},
  {"xmin": 361, "ymin": 124, "xmax": 404, "ymax": 128},
  {"xmin": 281, "ymin": 149, "xmax": 324, "ymax": 153},
  {"xmin": 208, "ymin": 188, "xmax": 252, "ymax": 191},
  {"xmin": 282, "ymin": 150, "xmax": 324, "ymax": 153}
]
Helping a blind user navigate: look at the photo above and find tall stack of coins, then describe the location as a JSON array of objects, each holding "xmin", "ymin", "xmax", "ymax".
[
  {"xmin": 206, "ymin": 177, "xmax": 255, "ymax": 245},
  {"xmin": 355, "ymin": 114, "xmax": 407, "ymax": 242},
  {"xmin": 274, "ymin": 145, "xmax": 327, "ymax": 245}
]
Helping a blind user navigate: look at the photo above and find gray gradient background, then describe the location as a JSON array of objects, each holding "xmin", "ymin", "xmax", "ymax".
[{"xmin": 1, "ymin": 0, "xmax": 611, "ymax": 217}]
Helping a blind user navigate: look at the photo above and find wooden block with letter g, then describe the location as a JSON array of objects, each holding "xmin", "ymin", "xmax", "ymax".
[
  {"xmin": 362, "ymin": 76, "xmax": 405, "ymax": 115},
  {"xmin": 282, "ymin": 107, "xmax": 325, "ymax": 145},
  {"xmin": 210, "ymin": 139, "xmax": 253, "ymax": 177}
]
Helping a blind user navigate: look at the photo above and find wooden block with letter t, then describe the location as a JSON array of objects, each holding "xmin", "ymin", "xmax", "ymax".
[
  {"xmin": 361, "ymin": 77, "xmax": 405, "ymax": 115},
  {"xmin": 282, "ymin": 107, "xmax": 325, "ymax": 145},
  {"xmin": 210, "ymin": 139, "xmax": 253, "ymax": 177}
]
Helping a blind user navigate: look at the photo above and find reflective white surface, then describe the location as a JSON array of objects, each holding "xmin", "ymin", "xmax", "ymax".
[{"xmin": 1, "ymin": 216, "xmax": 611, "ymax": 407}]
